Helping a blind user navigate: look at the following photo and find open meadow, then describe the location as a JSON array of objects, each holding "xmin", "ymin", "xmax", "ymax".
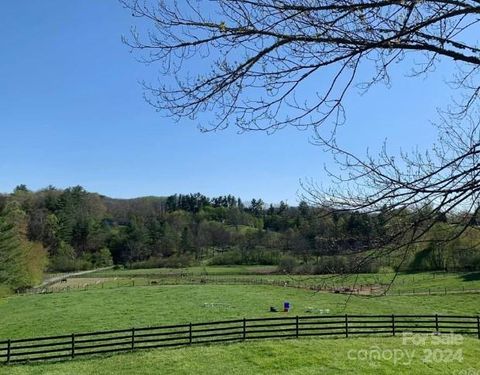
[
  {"xmin": 42, "ymin": 266, "xmax": 480, "ymax": 297},
  {"xmin": 1, "ymin": 268, "xmax": 479, "ymax": 374},
  {"xmin": 4, "ymin": 0, "xmax": 480, "ymax": 373}
]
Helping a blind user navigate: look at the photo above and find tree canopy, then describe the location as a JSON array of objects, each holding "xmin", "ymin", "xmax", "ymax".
[{"xmin": 2, "ymin": 186, "xmax": 480, "ymax": 281}]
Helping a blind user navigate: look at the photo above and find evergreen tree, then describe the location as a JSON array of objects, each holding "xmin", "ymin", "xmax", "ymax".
[{"xmin": 0, "ymin": 214, "xmax": 28, "ymax": 289}]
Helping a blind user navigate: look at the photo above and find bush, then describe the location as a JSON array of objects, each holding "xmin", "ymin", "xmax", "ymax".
[
  {"xmin": 353, "ymin": 257, "xmax": 381, "ymax": 273},
  {"xmin": 128, "ymin": 254, "xmax": 192, "ymax": 269},
  {"xmin": 87, "ymin": 248, "xmax": 113, "ymax": 268},
  {"xmin": 48, "ymin": 242, "xmax": 92, "ymax": 272},
  {"xmin": 310, "ymin": 256, "xmax": 345, "ymax": 274},
  {"xmin": 277, "ymin": 256, "xmax": 298, "ymax": 274},
  {"xmin": 163, "ymin": 254, "xmax": 192, "ymax": 268},
  {"xmin": 48, "ymin": 256, "xmax": 91, "ymax": 272},
  {"xmin": 209, "ymin": 251, "xmax": 242, "ymax": 265},
  {"xmin": 24, "ymin": 242, "xmax": 48, "ymax": 285},
  {"xmin": 294, "ymin": 263, "xmax": 313, "ymax": 274},
  {"xmin": 0, "ymin": 285, "xmax": 11, "ymax": 298},
  {"xmin": 209, "ymin": 248, "xmax": 280, "ymax": 266},
  {"xmin": 377, "ymin": 266, "xmax": 395, "ymax": 274}
]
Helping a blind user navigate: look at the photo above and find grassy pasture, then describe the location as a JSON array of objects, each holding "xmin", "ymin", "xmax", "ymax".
[
  {"xmin": 89, "ymin": 267, "xmax": 480, "ymax": 289},
  {"xmin": 89, "ymin": 265, "xmax": 278, "ymax": 278},
  {"xmin": 1, "ymin": 284, "xmax": 480, "ymax": 339},
  {"xmin": 60, "ymin": 268, "xmax": 480, "ymax": 298},
  {"xmin": 2, "ymin": 337, "xmax": 479, "ymax": 375},
  {"xmin": 2, "ymin": 269, "xmax": 480, "ymax": 374}
]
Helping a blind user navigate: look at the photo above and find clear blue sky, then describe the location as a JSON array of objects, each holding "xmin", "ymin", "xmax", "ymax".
[{"xmin": 0, "ymin": 1, "xmax": 455, "ymax": 203}]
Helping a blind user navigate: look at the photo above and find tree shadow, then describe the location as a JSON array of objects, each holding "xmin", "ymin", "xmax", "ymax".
[{"xmin": 461, "ymin": 272, "xmax": 480, "ymax": 282}]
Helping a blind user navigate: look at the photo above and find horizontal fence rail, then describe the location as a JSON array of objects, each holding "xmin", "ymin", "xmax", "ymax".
[
  {"xmin": 19, "ymin": 270, "xmax": 480, "ymax": 297},
  {"xmin": 20, "ymin": 276, "xmax": 480, "ymax": 297},
  {"xmin": 1, "ymin": 314, "xmax": 479, "ymax": 364}
]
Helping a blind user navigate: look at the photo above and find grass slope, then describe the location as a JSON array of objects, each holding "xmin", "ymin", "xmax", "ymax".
[
  {"xmin": 1, "ymin": 284, "xmax": 479, "ymax": 338},
  {"xmin": 2, "ymin": 337, "xmax": 479, "ymax": 375},
  {"xmin": 88, "ymin": 268, "xmax": 480, "ymax": 292},
  {"xmin": 90, "ymin": 265, "xmax": 278, "ymax": 278}
]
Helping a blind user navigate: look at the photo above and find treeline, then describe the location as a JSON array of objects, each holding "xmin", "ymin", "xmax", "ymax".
[
  {"xmin": 1, "ymin": 185, "xmax": 479, "ymax": 291},
  {"xmin": 0, "ymin": 194, "xmax": 47, "ymax": 293}
]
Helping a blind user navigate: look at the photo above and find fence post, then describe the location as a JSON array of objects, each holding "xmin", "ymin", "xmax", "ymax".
[
  {"xmin": 189, "ymin": 323, "xmax": 192, "ymax": 345},
  {"xmin": 392, "ymin": 315, "xmax": 395, "ymax": 337},
  {"xmin": 435, "ymin": 314, "xmax": 439, "ymax": 333},
  {"xmin": 6, "ymin": 339, "xmax": 11, "ymax": 364},
  {"xmin": 243, "ymin": 318, "xmax": 246, "ymax": 341},
  {"xmin": 71, "ymin": 333, "xmax": 75, "ymax": 359},
  {"xmin": 131, "ymin": 328, "xmax": 135, "ymax": 350},
  {"xmin": 345, "ymin": 314, "xmax": 349, "ymax": 338},
  {"xmin": 296, "ymin": 316, "xmax": 299, "ymax": 338}
]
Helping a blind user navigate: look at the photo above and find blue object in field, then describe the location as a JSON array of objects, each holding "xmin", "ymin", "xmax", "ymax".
[{"xmin": 283, "ymin": 301, "xmax": 290, "ymax": 312}]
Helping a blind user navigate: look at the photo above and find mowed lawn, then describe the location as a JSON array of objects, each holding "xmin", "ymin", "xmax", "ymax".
[
  {"xmin": 2, "ymin": 337, "xmax": 479, "ymax": 375},
  {"xmin": 1, "ymin": 284, "xmax": 480, "ymax": 339}
]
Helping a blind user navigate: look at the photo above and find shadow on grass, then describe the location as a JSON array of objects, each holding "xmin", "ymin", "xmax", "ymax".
[{"xmin": 461, "ymin": 272, "xmax": 480, "ymax": 282}]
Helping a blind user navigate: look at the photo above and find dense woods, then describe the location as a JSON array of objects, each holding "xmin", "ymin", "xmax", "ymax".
[{"xmin": 1, "ymin": 184, "xmax": 480, "ymax": 291}]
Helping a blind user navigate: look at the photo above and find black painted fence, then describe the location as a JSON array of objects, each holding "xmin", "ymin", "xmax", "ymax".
[{"xmin": 1, "ymin": 314, "xmax": 479, "ymax": 364}]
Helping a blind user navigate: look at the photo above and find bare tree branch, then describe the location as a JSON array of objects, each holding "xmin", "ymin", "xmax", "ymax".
[{"xmin": 121, "ymin": 0, "xmax": 480, "ymax": 131}]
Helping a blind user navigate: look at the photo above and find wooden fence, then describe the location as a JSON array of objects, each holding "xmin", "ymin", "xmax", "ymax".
[
  {"xmin": 22, "ymin": 277, "xmax": 331, "ymax": 295},
  {"xmin": 1, "ymin": 314, "xmax": 479, "ymax": 364},
  {"xmin": 20, "ymin": 276, "xmax": 480, "ymax": 297}
]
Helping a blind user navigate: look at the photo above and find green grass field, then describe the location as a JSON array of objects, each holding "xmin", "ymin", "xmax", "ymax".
[
  {"xmin": 89, "ymin": 265, "xmax": 278, "ymax": 278},
  {"xmin": 42, "ymin": 267, "xmax": 480, "ymax": 301},
  {"xmin": 2, "ymin": 284, "xmax": 480, "ymax": 338},
  {"xmin": 2, "ymin": 337, "xmax": 479, "ymax": 375},
  {"xmin": 87, "ymin": 267, "xmax": 480, "ymax": 293},
  {"xmin": 2, "ymin": 270, "xmax": 480, "ymax": 374}
]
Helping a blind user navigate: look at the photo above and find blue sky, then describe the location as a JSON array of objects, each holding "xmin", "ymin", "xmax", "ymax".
[{"xmin": 0, "ymin": 1, "xmax": 456, "ymax": 203}]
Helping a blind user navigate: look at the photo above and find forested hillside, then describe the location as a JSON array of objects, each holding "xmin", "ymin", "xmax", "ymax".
[{"xmin": 1, "ymin": 185, "xmax": 479, "ymax": 292}]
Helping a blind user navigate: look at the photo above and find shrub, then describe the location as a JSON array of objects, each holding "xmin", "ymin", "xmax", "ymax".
[
  {"xmin": 277, "ymin": 256, "xmax": 298, "ymax": 274},
  {"xmin": 209, "ymin": 248, "xmax": 280, "ymax": 265},
  {"xmin": 163, "ymin": 254, "xmax": 192, "ymax": 268},
  {"xmin": 48, "ymin": 242, "xmax": 92, "ymax": 272},
  {"xmin": 377, "ymin": 266, "xmax": 395, "ymax": 274},
  {"xmin": 24, "ymin": 242, "xmax": 48, "ymax": 285},
  {"xmin": 294, "ymin": 263, "xmax": 313, "ymax": 274},
  {"xmin": 88, "ymin": 248, "xmax": 113, "ymax": 267},
  {"xmin": 209, "ymin": 251, "xmax": 242, "ymax": 265},
  {"xmin": 128, "ymin": 254, "xmax": 192, "ymax": 269},
  {"xmin": 48, "ymin": 257, "xmax": 91, "ymax": 272}
]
